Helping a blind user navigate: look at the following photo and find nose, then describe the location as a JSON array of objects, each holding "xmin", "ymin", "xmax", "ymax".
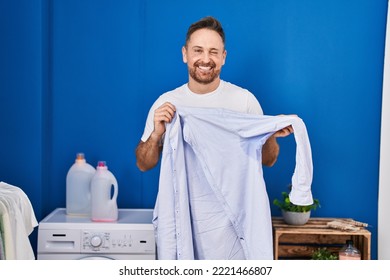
[{"xmin": 201, "ymin": 52, "xmax": 211, "ymax": 63}]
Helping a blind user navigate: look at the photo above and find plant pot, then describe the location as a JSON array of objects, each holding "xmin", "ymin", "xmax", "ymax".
[{"xmin": 282, "ymin": 210, "xmax": 311, "ymax": 225}]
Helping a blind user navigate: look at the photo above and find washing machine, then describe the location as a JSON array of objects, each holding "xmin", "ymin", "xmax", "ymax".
[{"xmin": 37, "ymin": 208, "xmax": 156, "ymax": 260}]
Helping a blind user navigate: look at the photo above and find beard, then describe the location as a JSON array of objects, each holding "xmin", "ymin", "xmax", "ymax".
[{"xmin": 188, "ymin": 60, "xmax": 220, "ymax": 85}]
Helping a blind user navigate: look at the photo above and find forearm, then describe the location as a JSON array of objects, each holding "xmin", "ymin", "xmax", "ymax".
[
  {"xmin": 135, "ymin": 133, "xmax": 163, "ymax": 171},
  {"xmin": 262, "ymin": 135, "xmax": 279, "ymax": 167}
]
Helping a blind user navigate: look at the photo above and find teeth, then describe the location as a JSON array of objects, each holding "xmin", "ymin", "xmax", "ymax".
[{"xmin": 198, "ymin": 66, "xmax": 211, "ymax": 71}]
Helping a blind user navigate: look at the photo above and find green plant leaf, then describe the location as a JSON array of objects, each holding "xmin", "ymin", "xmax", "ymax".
[{"xmin": 273, "ymin": 190, "xmax": 320, "ymax": 213}]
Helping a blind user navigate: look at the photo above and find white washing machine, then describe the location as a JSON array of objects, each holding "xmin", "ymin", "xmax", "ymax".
[{"xmin": 37, "ymin": 208, "xmax": 156, "ymax": 260}]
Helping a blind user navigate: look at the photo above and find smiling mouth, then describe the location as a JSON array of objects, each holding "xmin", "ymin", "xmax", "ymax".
[
  {"xmin": 197, "ymin": 65, "xmax": 213, "ymax": 74},
  {"xmin": 195, "ymin": 60, "xmax": 216, "ymax": 74}
]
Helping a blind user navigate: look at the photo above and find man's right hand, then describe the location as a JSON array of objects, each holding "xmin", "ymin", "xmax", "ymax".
[{"xmin": 153, "ymin": 102, "xmax": 176, "ymax": 138}]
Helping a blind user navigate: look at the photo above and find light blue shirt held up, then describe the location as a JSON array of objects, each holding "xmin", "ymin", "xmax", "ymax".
[{"xmin": 153, "ymin": 107, "xmax": 313, "ymax": 260}]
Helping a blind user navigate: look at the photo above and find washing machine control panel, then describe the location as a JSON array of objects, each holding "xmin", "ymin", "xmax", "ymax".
[{"xmin": 82, "ymin": 230, "xmax": 155, "ymax": 254}]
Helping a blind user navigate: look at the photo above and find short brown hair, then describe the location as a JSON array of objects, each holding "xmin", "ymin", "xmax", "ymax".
[{"xmin": 185, "ymin": 16, "xmax": 225, "ymax": 47}]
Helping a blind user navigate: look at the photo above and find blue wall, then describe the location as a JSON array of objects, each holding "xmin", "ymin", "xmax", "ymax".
[{"xmin": 0, "ymin": 0, "xmax": 387, "ymax": 259}]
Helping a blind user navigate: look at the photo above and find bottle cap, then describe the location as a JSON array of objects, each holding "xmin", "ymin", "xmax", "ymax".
[
  {"xmin": 76, "ymin": 153, "xmax": 85, "ymax": 160},
  {"xmin": 75, "ymin": 153, "xmax": 86, "ymax": 163},
  {"xmin": 97, "ymin": 161, "xmax": 108, "ymax": 169}
]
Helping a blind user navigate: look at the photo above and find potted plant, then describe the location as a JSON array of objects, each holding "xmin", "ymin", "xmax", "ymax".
[
  {"xmin": 273, "ymin": 191, "xmax": 320, "ymax": 225},
  {"xmin": 311, "ymin": 247, "xmax": 338, "ymax": 260}
]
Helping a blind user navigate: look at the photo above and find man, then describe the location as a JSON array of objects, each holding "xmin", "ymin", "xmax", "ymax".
[
  {"xmin": 136, "ymin": 16, "xmax": 293, "ymax": 171},
  {"xmin": 135, "ymin": 17, "xmax": 311, "ymax": 260}
]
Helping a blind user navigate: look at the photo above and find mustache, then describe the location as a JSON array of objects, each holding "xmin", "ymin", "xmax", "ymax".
[{"xmin": 194, "ymin": 60, "xmax": 216, "ymax": 68}]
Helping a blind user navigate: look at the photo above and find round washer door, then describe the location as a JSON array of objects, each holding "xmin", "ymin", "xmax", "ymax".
[{"xmin": 78, "ymin": 256, "xmax": 115, "ymax": 260}]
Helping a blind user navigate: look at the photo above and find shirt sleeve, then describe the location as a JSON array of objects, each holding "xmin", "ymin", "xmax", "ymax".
[
  {"xmin": 140, "ymin": 96, "xmax": 166, "ymax": 142},
  {"xmin": 246, "ymin": 91, "xmax": 264, "ymax": 115}
]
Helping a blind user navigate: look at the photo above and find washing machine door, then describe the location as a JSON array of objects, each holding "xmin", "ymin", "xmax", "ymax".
[{"xmin": 78, "ymin": 256, "xmax": 115, "ymax": 260}]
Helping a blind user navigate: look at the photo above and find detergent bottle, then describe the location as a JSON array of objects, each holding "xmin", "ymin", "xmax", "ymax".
[
  {"xmin": 90, "ymin": 161, "xmax": 118, "ymax": 222},
  {"xmin": 66, "ymin": 153, "xmax": 96, "ymax": 216}
]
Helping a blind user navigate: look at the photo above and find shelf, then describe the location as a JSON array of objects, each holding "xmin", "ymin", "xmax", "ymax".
[{"xmin": 272, "ymin": 217, "xmax": 371, "ymax": 260}]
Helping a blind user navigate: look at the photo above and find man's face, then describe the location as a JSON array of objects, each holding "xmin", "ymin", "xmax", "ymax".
[{"xmin": 182, "ymin": 29, "xmax": 227, "ymax": 85}]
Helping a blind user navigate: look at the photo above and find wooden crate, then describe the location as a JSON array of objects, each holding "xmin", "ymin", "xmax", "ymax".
[{"xmin": 272, "ymin": 217, "xmax": 371, "ymax": 260}]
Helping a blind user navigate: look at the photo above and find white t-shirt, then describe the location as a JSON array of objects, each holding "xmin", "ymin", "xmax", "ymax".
[{"xmin": 141, "ymin": 80, "xmax": 263, "ymax": 142}]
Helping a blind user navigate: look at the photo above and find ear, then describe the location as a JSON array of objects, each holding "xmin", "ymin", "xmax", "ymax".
[
  {"xmin": 182, "ymin": 46, "xmax": 188, "ymax": 63},
  {"xmin": 222, "ymin": 49, "xmax": 227, "ymax": 65}
]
